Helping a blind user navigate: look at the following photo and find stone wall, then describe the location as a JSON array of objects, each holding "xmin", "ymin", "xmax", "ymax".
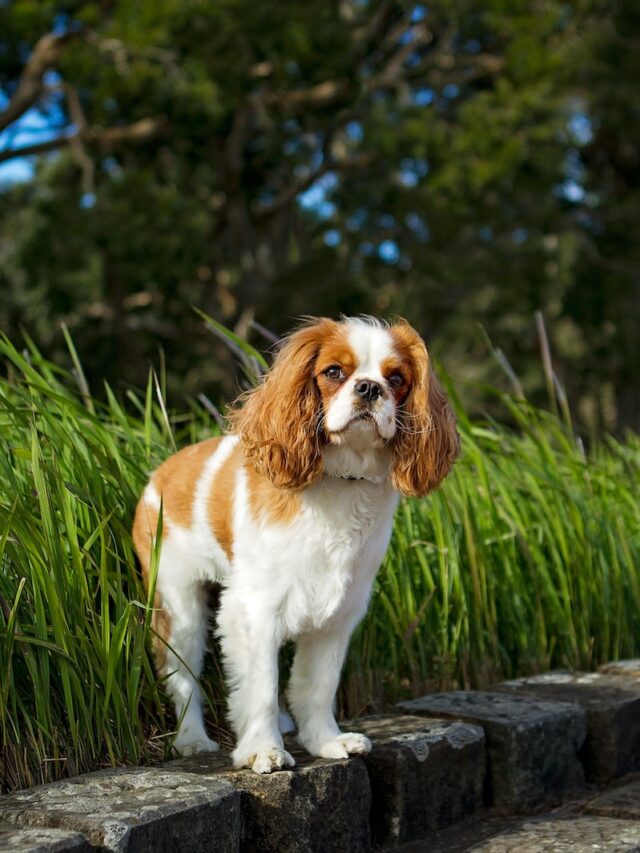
[{"xmin": 1, "ymin": 660, "xmax": 639, "ymax": 852}]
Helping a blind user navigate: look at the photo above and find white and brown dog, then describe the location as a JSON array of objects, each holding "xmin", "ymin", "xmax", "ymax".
[{"xmin": 133, "ymin": 316, "xmax": 459, "ymax": 773}]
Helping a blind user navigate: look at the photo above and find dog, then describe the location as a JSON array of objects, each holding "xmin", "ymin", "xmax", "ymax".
[{"xmin": 132, "ymin": 316, "xmax": 459, "ymax": 773}]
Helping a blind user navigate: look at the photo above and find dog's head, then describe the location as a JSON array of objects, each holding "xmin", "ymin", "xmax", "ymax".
[{"xmin": 229, "ymin": 317, "xmax": 459, "ymax": 496}]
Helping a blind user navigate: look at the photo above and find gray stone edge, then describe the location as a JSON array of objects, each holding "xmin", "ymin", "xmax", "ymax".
[{"xmin": 2, "ymin": 666, "xmax": 639, "ymax": 851}]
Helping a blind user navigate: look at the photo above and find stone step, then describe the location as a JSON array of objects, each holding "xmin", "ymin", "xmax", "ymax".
[
  {"xmin": 397, "ymin": 691, "xmax": 587, "ymax": 812},
  {"xmin": 599, "ymin": 659, "xmax": 640, "ymax": 678},
  {"xmin": 584, "ymin": 778, "xmax": 640, "ymax": 820},
  {"xmin": 0, "ymin": 767, "xmax": 240, "ymax": 853},
  {"xmin": 495, "ymin": 670, "xmax": 640, "ymax": 783},
  {"xmin": 0, "ymin": 718, "xmax": 485, "ymax": 853},
  {"xmin": 3, "ymin": 667, "xmax": 638, "ymax": 852},
  {"xmin": 393, "ymin": 776, "xmax": 640, "ymax": 852},
  {"xmin": 393, "ymin": 813, "xmax": 640, "ymax": 853},
  {"xmin": 0, "ymin": 821, "xmax": 92, "ymax": 853},
  {"xmin": 170, "ymin": 747, "xmax": 371, "ymax": 853},
  {"xmin": 344, "ymin": 716, "xmax": 485, "ymax": 847},
  {"xmin": 170, "ymin": 716, "xmax": 488, "ymax": 852}
]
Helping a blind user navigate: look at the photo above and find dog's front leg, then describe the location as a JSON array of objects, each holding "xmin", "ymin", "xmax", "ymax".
[
  {"xmin": 217, "ymin": 589, "xmax": 295, "ymax": 773},
  {"xmin": 288, "ymin": 618, "xmax": 372, "ymax": 760}
]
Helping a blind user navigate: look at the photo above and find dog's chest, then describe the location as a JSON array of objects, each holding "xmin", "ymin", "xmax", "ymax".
[{"xmin": 279, "ymin": 480, "xmax": 396, "ymax": 633}]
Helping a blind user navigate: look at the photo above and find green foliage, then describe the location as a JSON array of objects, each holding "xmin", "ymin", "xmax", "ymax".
[
  {"xmin": 1, "ymin": 1, "xmax": 638, "ymax": 432},
  {"xmin": 346, "ymin": 405, "xmax": 640, "ymax": 709},
  {"xmin": 1, "ymin": 332, "xmax": 639, "ymax": 792},
  {"xmin": 0, "ymin": 334, "xmax": 222, "ymax": 792}
]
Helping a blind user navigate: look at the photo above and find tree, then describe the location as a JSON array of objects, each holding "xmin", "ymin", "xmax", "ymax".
[
  {"xmin": 0, "ymin": 1, "xmax": 637, "ymax": 432},
  {"xmin": 557, "ymin": 1, "xmax": 640, "ymax": 432}
]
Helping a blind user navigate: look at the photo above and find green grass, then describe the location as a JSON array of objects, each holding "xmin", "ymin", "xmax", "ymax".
[
  {"xmin": 1, "ymin": 332, "xmax": 639, "ymax": 792},
  {"xmin": 345, "ymin": 399, "xmax": 640, "ymax": 711}
]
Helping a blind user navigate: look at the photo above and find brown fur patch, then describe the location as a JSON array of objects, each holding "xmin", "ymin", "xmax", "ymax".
[
  {"xmin": 132, "ymin": 495, "xmax": 171, "ymax": 670},
  {"xmin": 133, "ymin": 436, "xmax": 223, "ymax": 671},
  {"xmin": 314, "ymin": 341, "xmax": 356, "ymax": 375},
  {"xmin": 227, "ymin": 319, "xmax": 339, "ymax": 490},
  {"xmin": 132, "ymin": 492, "xmax": 158, "ymax": 576},
  {"xmin": 380, "ymin": 354, "xmax": 412, "ymax": 404},
  {"xmin": 388, "ymin": 320, "xmax": 460, "ymax": 497},
  {"xmin": 152, "ymin": 436, "xmax": 223, "ymax": 528},
  {"xmin": 314, "ymin": 338, "xmax": 358, "ymax": 413},
  {"xmin": 151, "ymin": 593, "xmax": 172, "ymax": 671},
  {"xmin": 388, "ymin": 327, "xmax": 418, "ymax": 372},
  {"xmin": 245, "ymin": 461, "xmax": 302, "ymax": 527},
  {"xmin": 208, "ymin": 443, "xmax": 242, "ymax": 561}
]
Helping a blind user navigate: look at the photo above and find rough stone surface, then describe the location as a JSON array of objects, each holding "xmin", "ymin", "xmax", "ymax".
[
  {"xmin": 497, "ymin": 671, "xmax": 640, "ymax": 783},
  {"xmin": 0, "ymin": 767, "xmax": 240, "ymax": 853},
  {"xmin": 395, "ymin": 813, "xmax": 640, "ymax": 853},
  {"xmin": 171, "ymin": 747, "xmax": 371, "ymax": 853},
  {"xmin": 341, "ymin": 715, "xmax": 486, "ymax": 846},
  {"xmin": 585, "ymin": 779, "xmax": 640, "ymax": 821},
  {"xmin": 4, "ymin": 682, "xmax": 640, "ymax": 852},
  {"xmin": 0, "ymin": 821, "xmax": 92, "ymax": 853},
  {"xmin": 397, "ymin": 691, "xmax": 587, "ymax": 812},
  {"xmin": 600, "ymin": 659, "xmax": 640, "ymax": 678}
]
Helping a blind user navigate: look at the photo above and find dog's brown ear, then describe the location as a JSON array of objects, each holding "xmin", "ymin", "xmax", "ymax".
[
  {"xmin": 390, "ymin": 322, "xmax": 460, "ymax": 498},
  {"xmin": 228, "ymin": 319, "xmax": 337, "ymax": 489}
]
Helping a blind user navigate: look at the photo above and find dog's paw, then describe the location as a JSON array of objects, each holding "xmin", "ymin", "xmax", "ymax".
[
  {"xmin": 315, "ymin": 732, "xmax": 372, "ymax": 760},
  {"xmin": 173, "ymin": 734, "xmax": 220, "ymax": 757},
  {"xmin": 233, "ymin": 744, "xmax": 295, "ymax": 774}
]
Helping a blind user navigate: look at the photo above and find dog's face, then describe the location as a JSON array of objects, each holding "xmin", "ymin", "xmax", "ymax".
[
  {"xmin": 229, "ymin": 317, "xmax": 460, "ymax": 497},
  {"xmin": 315, "ymin": 319, "xmax": 415, "ymax": 444}
]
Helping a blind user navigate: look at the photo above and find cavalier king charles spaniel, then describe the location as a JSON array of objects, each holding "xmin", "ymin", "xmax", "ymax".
[{"xmin": 133, "ymin": 316, "xmax": 459, "ymax": 773}]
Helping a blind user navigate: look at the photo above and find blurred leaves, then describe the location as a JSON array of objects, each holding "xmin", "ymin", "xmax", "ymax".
[{"xmin": 0, "ymin": 0, "xmax": 638, "ymax": 432}]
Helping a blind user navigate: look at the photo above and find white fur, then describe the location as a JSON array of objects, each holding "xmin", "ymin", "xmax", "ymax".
[
  {"xmin": 324, "ymin": 321, "xmax": 398, "ymax": 439},
  {"xmin": 152, "ymin": 323, "xmax": 404, "ymax": 772}
]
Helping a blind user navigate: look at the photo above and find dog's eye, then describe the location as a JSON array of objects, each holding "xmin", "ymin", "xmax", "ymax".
[
  {"xmin": 324, "ymin": 365, "xmax": 344, "ymax": 381},
  {"xmin": 388, "ymin": 373, "xmax": 404, "ymax": 388}
]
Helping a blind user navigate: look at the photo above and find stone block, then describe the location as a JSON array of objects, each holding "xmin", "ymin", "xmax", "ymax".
[
  {"xmin": 584, "ymin": 779, "xmax": 640, "ymax": 820},
  {"xmin": 599, "ymin": 659, "xmax": 640, "ymax": 678},
  {"xmin": 342, "ymin": 715, "xmax": 486, "ymax": 847},
  {"xmin": 430, "ymin": 814, "xmax": 640, "ymax": 853},
  {"xmin": 0, "ymin": 821, "xmax": 92, "ymax": 853},
  {"xmin": 497, "ymin": 671, "xmax": 640, "ymax": 783},
  {"xmin": 397, "ymin": 691, "xmax": 586, "ymax": 812},
  {"xmin": 466, "ymin": 816, "xmax": 640, "ymax": 853},
  {"xmin": 0, "ymin": 767, "xmax": 240, "ymax": 853},
  {"xmin": 171, "ymin": 748, "xmax": 371, "ymax": 853}
]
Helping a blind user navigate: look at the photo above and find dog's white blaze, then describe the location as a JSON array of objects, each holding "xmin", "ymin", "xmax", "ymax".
[
  {"xmin": 324, "ymin": 320, "xmax": 398, "ymax": 438},
  {"xmin": 346, "ymin": 319, "xmax": 395, "ymax": 378}
]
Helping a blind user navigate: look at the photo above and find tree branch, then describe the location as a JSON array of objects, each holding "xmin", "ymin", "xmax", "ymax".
[
  {"xmin": 0, "ymin": 135, "xmax": 70, "ymax": 163},
  {"xmin": 352, "ymin": 0, "xmax": 399, "ymax": 61},
  {"xmin": 0, "ymin": 30, "xmax": 83, "ymax": 132},
  {"xmin": 405, "ymin": 50, "xmax": 506, "ymax": 88},
  {"xmin": 265, "ymin": 79, "xmax": 352, "ymax": 114},
  {"xmin": 364, "ymin": 21, "xmax": 432, "ymax": 92},
  {"xmin": 64, "ymin": 84, "xmax": 95, "ymax": 196},
  {"xmin": 0, "ymin": 117, "xmax": 166, "ymax": 164},
  {"xmin": 253, "ymin": 150, "xmax": 376, "ymax": 220},
  {"xmin": 261, "ymin": 3, "xmax": 406, "ymax": 116}
]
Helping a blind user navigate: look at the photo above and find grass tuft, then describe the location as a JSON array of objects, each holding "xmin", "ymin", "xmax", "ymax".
[{"xmin": 1, "ymin": 331, "xmax": 639, "ymax": 792}]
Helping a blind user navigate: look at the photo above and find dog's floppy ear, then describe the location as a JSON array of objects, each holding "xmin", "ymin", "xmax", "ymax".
[
  {"xmin": 390, "ymin": 321, "xmax": 460, "ymax": 498},
  {"xmin": 229, "ymin": 319, "xmax": 337, "ymax": 489}
]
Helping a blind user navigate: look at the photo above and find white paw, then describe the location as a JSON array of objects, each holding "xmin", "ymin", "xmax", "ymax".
[
  {"xmin": 233, "ymin": 744, "xmax": 295, "ymax": 774},
  {"xmin": 173, "ymin": 734, "xmax": 219, "ymax": 756},
  {"xmin": 315, "ymin": 732, "xmax": 372, "ymax": 760}
]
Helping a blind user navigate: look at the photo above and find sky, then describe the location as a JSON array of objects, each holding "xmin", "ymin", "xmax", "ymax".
[{"xmin": 0, "ymin": 76, "xmax": 68, "ymax": 187}]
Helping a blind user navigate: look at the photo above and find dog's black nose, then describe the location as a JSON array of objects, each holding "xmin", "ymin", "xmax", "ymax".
[{"xmin": 355, "ymin": 379, "xmax": 382, "ymax": 402}]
